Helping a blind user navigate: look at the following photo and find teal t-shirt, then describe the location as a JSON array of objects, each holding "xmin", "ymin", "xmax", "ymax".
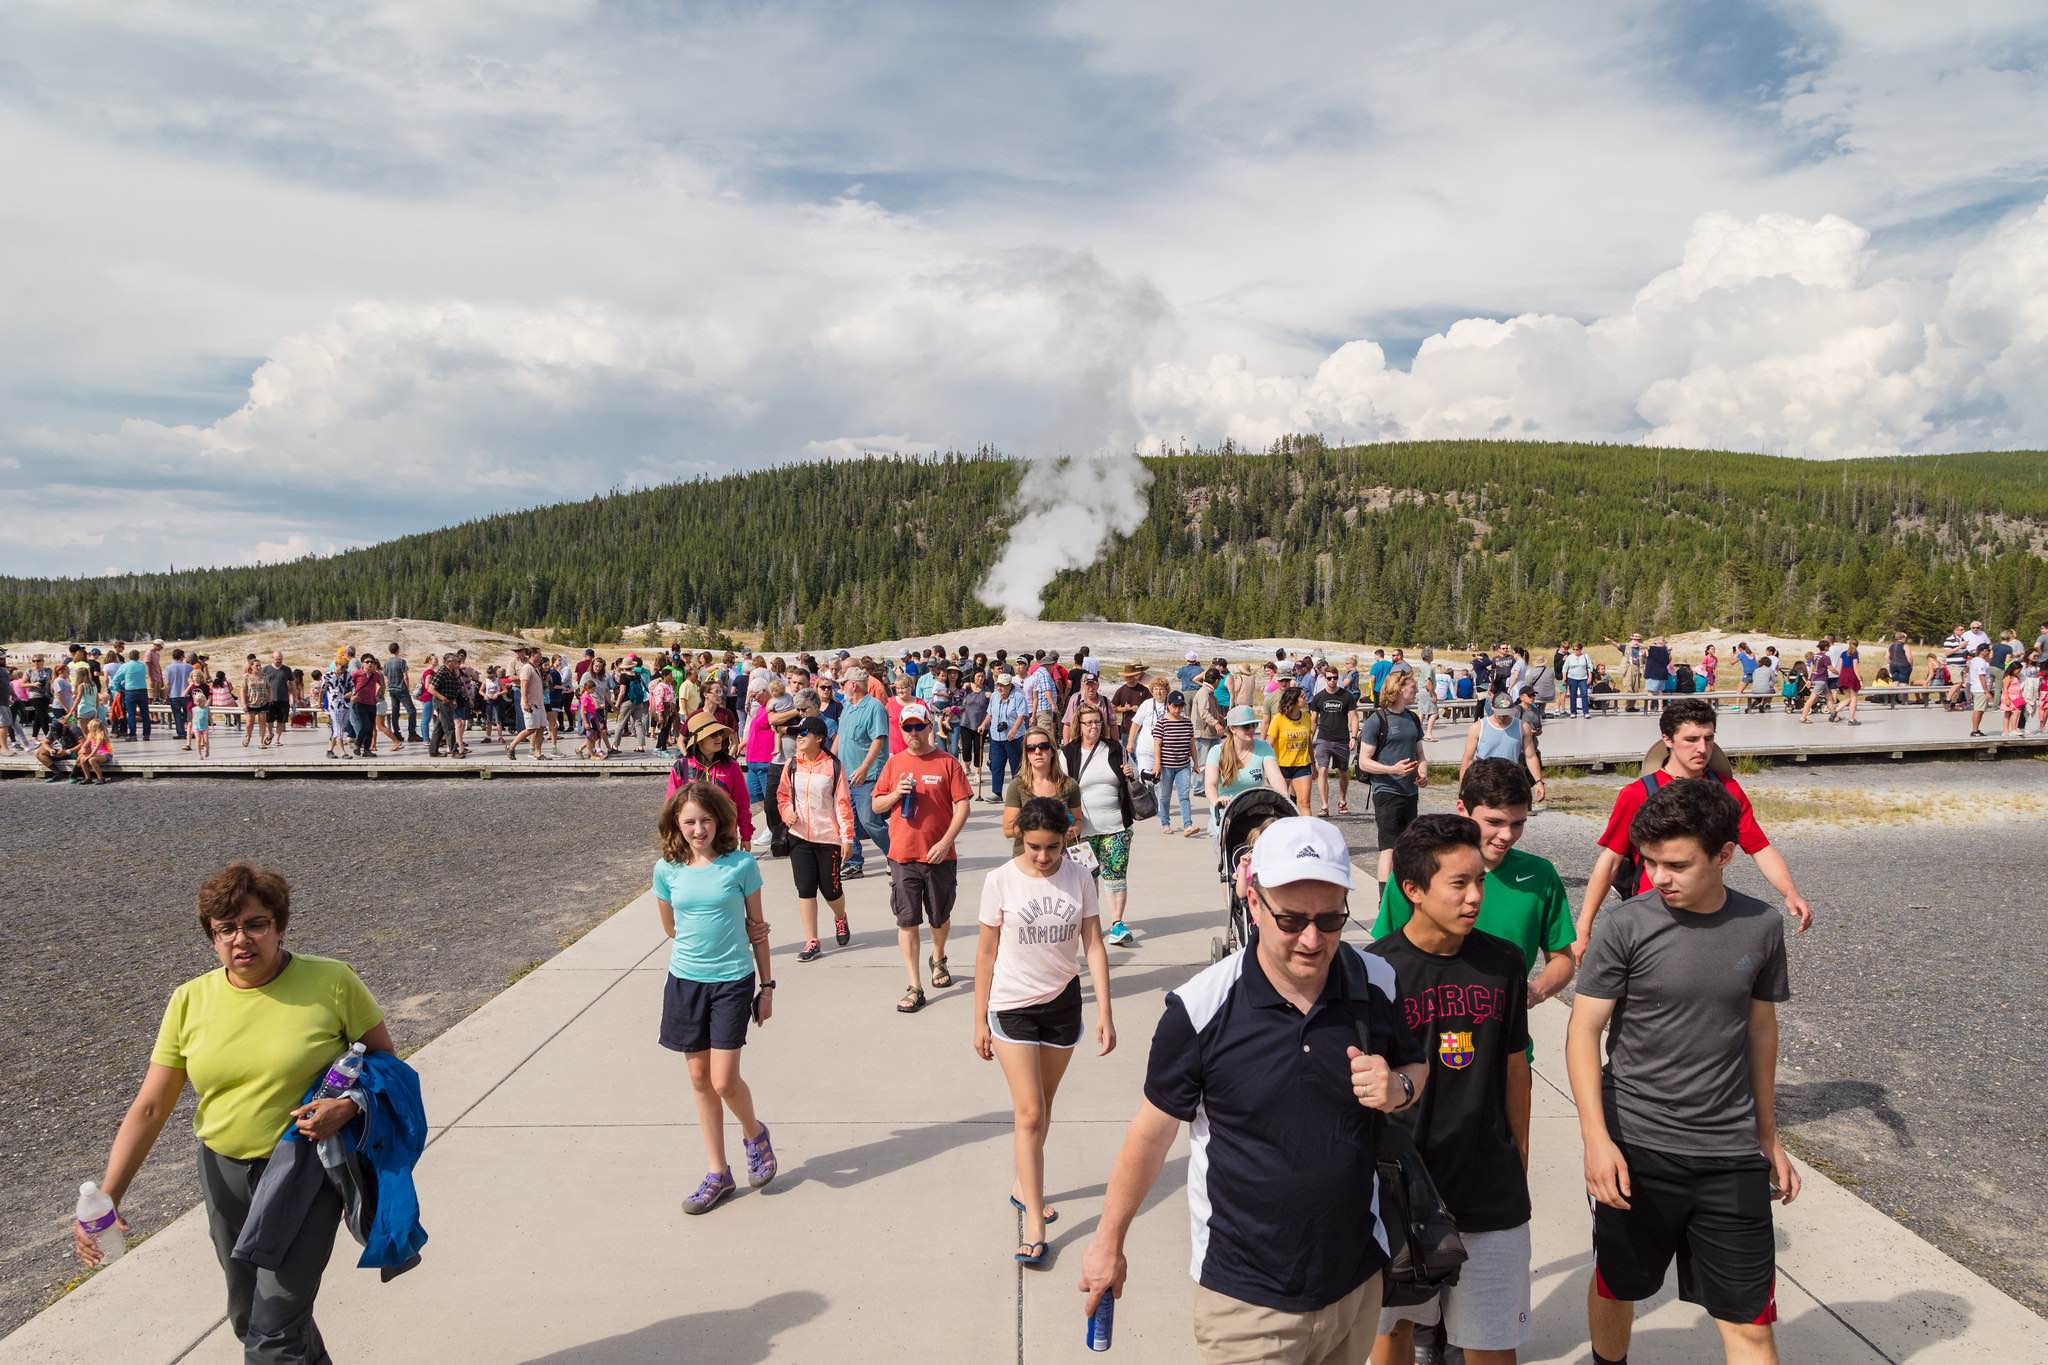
[
  {"xmin": 116, "ymin": 660, "xmax": 148, "ymax": 690},
  {"xmin": 655, "ymin": 850, "xmax": 764, "ymax": 983},
  {"xmin": 1210, "ymin": 739, "xmax": 1277, "ymax": 801},
  {"xmin": 836, "ymin": 696, "xmax": 891, "ymax": 775}
]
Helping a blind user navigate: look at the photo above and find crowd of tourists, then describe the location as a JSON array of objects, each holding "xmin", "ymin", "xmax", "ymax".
[{"xmin": 62, "ymin": 615, "xmax": 1837, "ymax": 1363}]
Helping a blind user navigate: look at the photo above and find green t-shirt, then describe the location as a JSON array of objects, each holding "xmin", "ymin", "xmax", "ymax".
[
  {"xmin": 1372, "ymin": 847, "xmax": 1573, "ymax": 1060},
  {"xmin": 151, "ymin": 954, "xmax": 383, "ymax": 1160}
]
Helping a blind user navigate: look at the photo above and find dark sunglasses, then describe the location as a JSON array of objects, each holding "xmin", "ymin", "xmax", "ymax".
[
  {"xmin": 1264, "ymin": 908, "xmax": 1350, "ymax": 935},
  {"xmin": 901, "ymin": 722, "xmax": 928, "ymax": 733},
  {"xmin": 1024, "ymin": 742, "xmax": 1051, "ymax": 753}
]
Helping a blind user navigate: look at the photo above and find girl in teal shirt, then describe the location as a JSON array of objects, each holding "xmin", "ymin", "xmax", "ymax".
[{"xmin": 655, "ymin": 780, "xmax": 778, "ymax": 1215}]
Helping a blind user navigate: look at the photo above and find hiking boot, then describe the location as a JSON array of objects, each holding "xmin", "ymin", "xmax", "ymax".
[
  {"xmin": 743, "ymin": 1125, "xmax": 778, "ymax": 1188},
  {"xmin": 682, "ymin": 1169, "xmax": 735, "ymax": 1215}
]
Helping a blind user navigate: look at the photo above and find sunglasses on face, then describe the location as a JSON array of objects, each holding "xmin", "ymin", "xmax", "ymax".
[
  {"xmin": 901, "ymin": 722, "xmax": 928, "ymax": 733},
  {"xmin": 1024, "ymin": 743, "xmax": 1051, "ymax": 753},
  {"xmin": 1263, "ymin": 907, "xmax": 1350, "ymax": 935}
]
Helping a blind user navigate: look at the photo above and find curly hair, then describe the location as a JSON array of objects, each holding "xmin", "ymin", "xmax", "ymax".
[
  {"xmin": 196, "ymin": 862, "xmax": 292, "ymax": 942},
  {"xmin": 658, "ymin": 780, "xmax": 740, "ymax": 863}
]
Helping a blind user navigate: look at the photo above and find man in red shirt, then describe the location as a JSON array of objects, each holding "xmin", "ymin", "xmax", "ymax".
[
  {"xmin": 873, "ymin": 703, "xmax": 972, "ymax": 1015},
  {"xmin": 1573, "ymin": 698, "xmax": 1814, "ymax": 963}
]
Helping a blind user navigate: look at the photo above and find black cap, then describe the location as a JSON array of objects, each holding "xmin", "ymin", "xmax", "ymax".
[{"xmin": 794, "ymin": 716, "xmax": 829, "ymax": 739}]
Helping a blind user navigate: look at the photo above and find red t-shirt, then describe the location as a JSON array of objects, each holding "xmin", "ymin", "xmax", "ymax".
[
  {"xmin": 876, "ymin": 748, "xmax": 972, "ymax": 862},
  {"xmin": 1597, "ymin": 770, "xmax": 1770, "ymax": 894}
]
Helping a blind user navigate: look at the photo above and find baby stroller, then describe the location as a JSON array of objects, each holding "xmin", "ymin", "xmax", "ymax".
[{"xmin": 1213, "ymin": 787, "xmax": 1299, "ymax": 963}]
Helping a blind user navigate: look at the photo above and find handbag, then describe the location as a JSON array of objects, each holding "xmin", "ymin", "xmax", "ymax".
[
  {"xmin": 1349, "ymin": 1014, "xmax": 1466, "ymax": 1308},
  {"xmin": 1129, "ymin": 775, "xmax": 1159, "ymax": 822}
]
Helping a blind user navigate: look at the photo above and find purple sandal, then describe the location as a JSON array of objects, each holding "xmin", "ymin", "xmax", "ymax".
[
  {"xmin": 743, "ymin": 1125, "xmax": 778, "ymax": 1188},
  {"xmin": 682, "ymin": 1169, "xmax": 734, "ymax": 1215}
]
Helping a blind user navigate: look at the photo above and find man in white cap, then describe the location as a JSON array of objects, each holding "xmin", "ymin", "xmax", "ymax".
[
  {"xmin": 1080, "ymin": 817, "xmax": 1429, "ymax": 1363},
  {"xmin": 871, "ymin": 703, "xmax": 972, "ymax": 1013},
  {"xmin": 1177, "ymin": 649, "xmax": 1203, "ymax": 692}
]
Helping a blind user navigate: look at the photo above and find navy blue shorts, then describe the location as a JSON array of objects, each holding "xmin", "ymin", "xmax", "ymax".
[{"xmin": 658, "ymin": 973, "xmax": 755, "ymax": 1053}]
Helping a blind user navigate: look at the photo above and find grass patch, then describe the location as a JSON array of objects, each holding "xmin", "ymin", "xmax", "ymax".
[
  {"xmin": 507, "ymin": 959, "xmax": 544, "ymax": 986},
  {"xmin": 44, "ymin": 1230, "xmax": 155, "ymax": 1306},
  {"xmin": 1729, "ymin": 754, "xmax": 1774, "ymax": 776},
  {"xmin": 1782, "ymin": 1132, "xmax": 1862, "ymax": 1188}
]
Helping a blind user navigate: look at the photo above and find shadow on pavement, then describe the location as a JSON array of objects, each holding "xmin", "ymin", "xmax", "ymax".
[
  {"xmin": 778, "ymin": 1111, "xmax": 1013, "ymax": 1192},
  {"xmin": 520, "ymin": 1289, "xmax": 827, "ymax": 1364},
  {"xmin": 1777, "ymin": 1079, "xmax": 1915, "ymax": 1147}
]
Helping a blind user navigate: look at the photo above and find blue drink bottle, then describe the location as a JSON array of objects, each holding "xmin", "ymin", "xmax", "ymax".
[{"xmin": 1086, "ymin": 1290, "xmax": 1114, "ymax": 1351}]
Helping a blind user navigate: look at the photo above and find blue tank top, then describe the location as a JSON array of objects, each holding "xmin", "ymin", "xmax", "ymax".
[{"xmin": 1474, "ymin": 716, "xmax": 1522, "ymax": 762}]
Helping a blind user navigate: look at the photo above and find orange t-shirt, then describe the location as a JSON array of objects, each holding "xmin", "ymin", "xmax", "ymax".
[{"xmin": 876, "ymin": 748, "xmax": 972, "ymax": 861}]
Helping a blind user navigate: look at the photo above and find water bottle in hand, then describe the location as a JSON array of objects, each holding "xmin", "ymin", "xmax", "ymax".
[
  {"xmin": 76, "ymin": 1182, "xmax": 123, "ymax": 1265},
  {"xmin": 900, "ymin": 777, "xmax": 918, "ymax": 822},
  {"xmin": 315, "ymin": 1042, "xmax": 368, "ymax": 1100}
]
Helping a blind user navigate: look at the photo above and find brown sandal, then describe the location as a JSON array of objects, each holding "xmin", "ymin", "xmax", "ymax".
[
  {"xmin": 897, "ymin": 985, "xmax": 926, "ymax": 1014},
  {"xmin": 929, "ymin": 956, "xmax": 953, "ymax": 989}
]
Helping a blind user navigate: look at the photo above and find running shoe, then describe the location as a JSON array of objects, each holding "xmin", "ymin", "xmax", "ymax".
[
  {"xmin": 797, "ymin": 940, "xmax": 823, "ymax": 962},
  {"xmin": 843, "ymin": 863, "xmax": 865, "ymax": 879},
  {"xmin": 834, "ymin": 915, "xmax": 850, "ymax": 947},
  {"xmin": 743, "ymin": 1125, "xmax": 778, "ymax": 1187},
  {"xmin": 682, "ymin": 1169, "xmax": 735, "ymax": 1215},
  {"xmin": 1105, "ymin": 920, "xmax": 1133, "ymax": 945}
]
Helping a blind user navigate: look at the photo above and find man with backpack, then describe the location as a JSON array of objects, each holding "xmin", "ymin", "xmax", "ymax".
[
  {"xmin": 1568, "ymin": 778, "xmax": 1798, "ymax": 1365},
  {"xmin": 1572, "ymin": 698, "xmax": 1814, "ymax": 965},
  {"xmin": 1356, "ymin": 671, "xmax": 1429, "ymax": 890},
  {"xmin": 1371, "ymin": 815, "xmax": 1533, "ymax": 1365}
]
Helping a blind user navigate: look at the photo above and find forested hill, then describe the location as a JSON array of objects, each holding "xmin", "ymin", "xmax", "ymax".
[{"xmin": 6, "ymin": 440, "xmax": 2048, "ymax": 647}]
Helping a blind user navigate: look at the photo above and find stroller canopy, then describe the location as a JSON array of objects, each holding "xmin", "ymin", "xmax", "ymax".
[{"xmin": 1217, "ymin": 787, "xmax": 1300, "ymax": 877}]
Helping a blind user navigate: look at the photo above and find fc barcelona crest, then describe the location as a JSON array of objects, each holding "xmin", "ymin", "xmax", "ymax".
[{"xmin": 1438, "ymin": 1030, "xmax": 1476, "ymax": 1069}]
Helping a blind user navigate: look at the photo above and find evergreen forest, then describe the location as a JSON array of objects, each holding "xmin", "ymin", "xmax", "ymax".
[{"xmin": 5, "ymin": 439, "xmax": 2047, "ymax": 648}]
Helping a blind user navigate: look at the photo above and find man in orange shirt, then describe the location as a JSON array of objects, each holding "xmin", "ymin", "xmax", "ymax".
[{"xmin": 873, "ymin": 703, "xmax": 972, "ymax": 1015}]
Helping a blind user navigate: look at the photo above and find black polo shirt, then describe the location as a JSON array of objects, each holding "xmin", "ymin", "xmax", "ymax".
[{"xmin": 1144, "ymin": 934, "xmax": 1425, "ymax": 1312}]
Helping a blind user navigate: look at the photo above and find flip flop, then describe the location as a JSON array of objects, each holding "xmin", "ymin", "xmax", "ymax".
[
  {"xmin": 1014, "ymin": 1241, "xmax": 1048, "ymax": 1265},
  {"xmin": 1010, "ymin": 1194, "xmax": 1059, "ymax": 1224}
]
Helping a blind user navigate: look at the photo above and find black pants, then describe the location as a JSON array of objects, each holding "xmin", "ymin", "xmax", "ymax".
[
  {"xmin": 353, "ymin": 702, "xmax": 378, "ymax": 755},
  {"xmin": 198, "ymin": 1143, "xmax": 342, "ymax": 1365},
  {"xmin": 763, "ymin": 761, "xmax": 789, "ymax": 853}
]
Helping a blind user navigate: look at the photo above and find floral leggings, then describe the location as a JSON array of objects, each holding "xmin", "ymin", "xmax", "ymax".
[{"xmin": 1085, "ymin": 828, "xmax": 1133, "ymax": 894}]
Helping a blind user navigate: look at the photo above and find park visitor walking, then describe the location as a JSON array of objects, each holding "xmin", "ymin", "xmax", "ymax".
[
  {"xmin": 872, "ymin": 702, "xmax": 972, "ymax": 1014},
  {"xmin": 1065, "ymin": 705, "xmax": 1140, "ymax": 946},
  {"xmin": 777, "ymin": 716, "xmax": 855, "ymax": 962},
  {"xmin": 654, "ymin": 780, "xmax": 778, "ymax": 1215},
  {"xmin": 972, "ymin": 796, "xmax": 1115, "ymax": 1267}
]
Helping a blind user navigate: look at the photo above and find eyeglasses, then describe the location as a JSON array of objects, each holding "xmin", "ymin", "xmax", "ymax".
[
  {"xmin": 211, "ymin": 918, "xmax": 276, "ymax": 942},
  {"xmin": 901, "ymin": 722, "xmax": 928, "ymax": 733},
  {"xmin": 1024, "ymin": 743, "xmax": 1051, "ymax": 753},
  {"xmin": 1263, "ymin": 908, "xmax": 1350, "ymax": 935}
]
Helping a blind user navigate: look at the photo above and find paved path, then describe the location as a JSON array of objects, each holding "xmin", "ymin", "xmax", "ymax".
[
  {"xmin": 6, "ymin": 810, "xmax": 2042, "ymax": 1363},
  {"xmin": 0, "ymin": 728, "xmax": 670, "ymax": 780}
]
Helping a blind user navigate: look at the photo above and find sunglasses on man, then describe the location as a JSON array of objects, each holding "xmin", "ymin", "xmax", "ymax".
[{"xmin": 901, "ymin": 721, "xmax": 928, "ymax": 733}]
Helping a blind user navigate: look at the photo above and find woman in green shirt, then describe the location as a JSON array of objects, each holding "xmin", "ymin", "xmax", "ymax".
[{"xmin": 76, "ymin": 863, "xmax": 393, "ymax": 1364}]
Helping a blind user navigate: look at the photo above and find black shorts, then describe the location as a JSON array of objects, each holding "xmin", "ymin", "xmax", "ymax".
[
  {"xmin": 1593, "ymin": 1142, "xmax": 1777, "ymax": 1325},
  {"xmin": 988, "ymin": 977, "xmax": 1083, "ymax": 1049},
  {"xmin": 1373, "ymin": 789, "xmax": 1419, "ymax": 847},
  {"xmin": 658, "ymin": 973, "xmax": 755, "ymax": 1053},
  {"xmin": 1278, "ymin": 763, "xmax": 1313, "ymax": 782},
  {"xmin": 790, "ymin": 839, "xmax": 844, "ymax": 902},
  {"xmin": 958, "ymin": 728, "xmax": 985, "ymax": 767},
  {"xmin": 889, "ymin": 859, "xmax": 957, "ymax": 928}
]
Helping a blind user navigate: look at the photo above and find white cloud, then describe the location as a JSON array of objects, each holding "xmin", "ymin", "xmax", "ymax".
[{"xmin": 2, "ymin": 2, "xmax": 2046, "ymax": 573}]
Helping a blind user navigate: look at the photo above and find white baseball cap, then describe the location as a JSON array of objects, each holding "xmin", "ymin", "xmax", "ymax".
[
  {"xmin": 997, "ymin": 672, "xmax": 1016, "ymax": 685},
  {"xmin": 1185, "ymin": 649, "xmax": 1199, "ymax": 662},
  {"xmin": 900, "ymin": 702, "xmax": 930, "ymax": 724},
  {"xmin": 1249, "ymin": 817, "xmax": 1354, "ymax": 889}
]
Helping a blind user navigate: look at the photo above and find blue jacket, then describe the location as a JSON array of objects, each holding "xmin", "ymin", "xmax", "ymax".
[{"xmin": 234, "ymin": 1050, "xmax": 429, "ymax": 1278}]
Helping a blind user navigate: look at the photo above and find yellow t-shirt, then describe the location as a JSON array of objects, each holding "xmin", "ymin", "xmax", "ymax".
[
  {"xmin": 151, "ymin": 954, "xmax": 383, "ymax": 1160},
  {"xmin": 1266, "ymin": 710, "xmax": 1312, "ymax": 768}
]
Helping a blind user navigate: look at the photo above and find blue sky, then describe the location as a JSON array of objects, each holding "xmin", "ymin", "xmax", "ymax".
[{"xmin": 2, "ymin": 0, "xmax": 2046, "ymax": 575}]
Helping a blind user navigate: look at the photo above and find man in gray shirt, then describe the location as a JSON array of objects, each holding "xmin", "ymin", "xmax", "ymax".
[
  {"xmin": 1566, "ymin": 778, "xmax": 1795, "ymax": 1365},
  {"xmin": 1355, "ymin": 671, "xmax": 1429, "ymax": 890},
  {"xmin": 384, "ymin": 643, "xmax": 417, "ymax": 743}
]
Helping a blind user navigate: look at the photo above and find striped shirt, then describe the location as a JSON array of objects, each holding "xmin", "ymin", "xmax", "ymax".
[{"xmin": 1154, "ymin": 714, "xmax": 1194, "ymax": 770}]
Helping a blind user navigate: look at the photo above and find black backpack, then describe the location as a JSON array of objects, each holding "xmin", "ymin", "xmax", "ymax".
[
  {"xmin": 1351, "ymin": 707, "xmax": 1421, "ymax": 795},
  {"xmin": 1608, "ymin": 773, "xmax": 1663, "ymax": 902},
  {"xmin": 1347, "ymin": 1010, "xmax": 1467, "ymax": 1308}
]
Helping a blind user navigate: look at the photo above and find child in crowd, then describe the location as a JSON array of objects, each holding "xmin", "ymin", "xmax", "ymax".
[
  {"xmin": 75, "ymin": 719, "xmax": 111, "ymax": 783},
  {"xmin": 670, "ymin": 713, "xmax": 754, "ymax": 845},
  {"xmin": 574, "ymin": 678, "xmax": 606, "ymax": 759},
  {"xmin": 192, "ymin": 682, "xmax": 213, "ymax": 759},
  {"xmin": 972, "ymin": 797, "xmax": 1115, "ymax": 1266},
  {"xmin": 655, "ymin": 780, "xmax": 777, "ymax": 1215},
  {"xmin": 2001, "ymin": 662, "xmax": 2025, "ymax": 736},
  {"xmin": 1372, "ymin": 815, "xmax": 1533, "ymax": 1365}
]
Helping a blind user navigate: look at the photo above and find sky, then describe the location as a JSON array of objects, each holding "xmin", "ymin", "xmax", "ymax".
[{"xmin": 3, "ymin": 0, "xmax": 2046, "ymax": 576}]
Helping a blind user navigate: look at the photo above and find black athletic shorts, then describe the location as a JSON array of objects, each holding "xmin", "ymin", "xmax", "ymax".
[
  {"xmin": 889, "ymin": 859, "xmax": 957, "ymax": 928},
  {"xmin": 1278, "ymin": 763, "xmax": 1313, "ymax": 782},
  {"xmin": 1593, "ymin": 1141, "xmax": 1778, "ymax": 1325},
  {"xmin": 988, "ymin": 977, "xmax": 1083, "ymax": 1049},
  {"xmin": 789, "ymin": 839, "xmax": 843, "ymax": 902},
  {"xmin": 658, "ymin": 973, "xmax": 755, "ymax": 1053},
  {"xmin": 1373, "ymin": 789, "xmax": 1419, "ymax": 847}
]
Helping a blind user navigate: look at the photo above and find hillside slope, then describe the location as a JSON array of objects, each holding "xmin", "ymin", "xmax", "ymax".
[{"xmin": 5, "ymin": 440, "xmax": 2046, "ymax": 645}]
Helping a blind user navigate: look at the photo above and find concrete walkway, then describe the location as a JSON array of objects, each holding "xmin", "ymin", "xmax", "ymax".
[{"xmin": 6, "ymin": 809, "xmax": 2042, "ymax": 1363}]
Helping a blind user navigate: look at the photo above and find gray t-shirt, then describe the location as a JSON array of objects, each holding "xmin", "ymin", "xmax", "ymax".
[
  {"xmin": 1357, "ymin": 707, "xmax": 1423, "ymax": 797},
  {"xmin": 1578, "ymin": 888, "xmax": 1791, "ymax": 1156},
  {"xmin": 769, "ymin": 694, "xmax": 798, "ymax": 761},
  {"xmin": 383, "ymin": 655, "xmax": 407, "ymax": 691}
]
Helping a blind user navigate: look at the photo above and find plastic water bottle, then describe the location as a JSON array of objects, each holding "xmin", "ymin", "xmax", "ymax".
[
  {"xmin": 1085, "ymin": 1290, "xmax": 1114, "ymax": 1351},
  {"xmin": 76, "ymin": 1182, "xmax": 123, "ymax": 1264},
  {"xmin": 315, "ymin": 1042, "xmax": 368, "ymax": 1100},
  {"xmin": 900, "ymin": 781, "xmax": 918, "ymax": 822}
]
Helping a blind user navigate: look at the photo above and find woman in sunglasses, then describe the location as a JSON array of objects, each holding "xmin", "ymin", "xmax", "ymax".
[
  {"xmin": 1205, "ymin": 703, "xmax": 1285, "ymax": 833},
  {"xmin": 1000, "ymin": 725, "xmax": 1081, "ymax": 855}
]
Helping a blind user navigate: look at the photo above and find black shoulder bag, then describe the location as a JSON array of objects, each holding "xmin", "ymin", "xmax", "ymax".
[{"xmin": 1349, "ymin": 1009, "xmax": 1466, "ymax": 1308}]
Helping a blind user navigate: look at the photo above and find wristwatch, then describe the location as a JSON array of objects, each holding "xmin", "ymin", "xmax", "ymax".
[
  {"xmin": 760, "ymin": 981, "xmax": 777, "ymax": 990},
  {"xmin": 1394, "ymin": 1070, "xmax": 1415, "ymax": 1109}
]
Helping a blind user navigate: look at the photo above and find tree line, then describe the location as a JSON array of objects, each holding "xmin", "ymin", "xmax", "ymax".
[{"xmin": 3, "ymin": 438, "xmax": 2045, "ymax": 647}]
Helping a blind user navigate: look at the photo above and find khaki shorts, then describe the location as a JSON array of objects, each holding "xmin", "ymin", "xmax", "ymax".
[{"xmin": 1192, "ymin": 1273, "xmax": 1383, "ymax": 1365}]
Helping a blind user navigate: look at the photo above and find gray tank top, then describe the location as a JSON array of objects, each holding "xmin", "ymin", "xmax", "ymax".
[{"xmin": 1474, "ymin": 716, "xmax": 1523, "ymax": 762}]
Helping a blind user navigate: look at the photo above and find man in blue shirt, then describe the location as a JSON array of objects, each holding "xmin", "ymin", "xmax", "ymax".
[
  {"xmin": 835, "ymin": 668, "xmax": 891, "ymax": 876},
  {"xmin": 115, "ymin": 650, "xmax": 152, "ymax": 741},
  {"xmin": 1176, "ymin": 650, "xmax": 1204, "ymax": 692},
  {"xmin": 1369, "ymin": 650, "xmax": 1394, "ymax": 703},
  {"xmin": 165, "ymin": 648, "xmax": 195, "ymax": 744},
  {"xmin": 985, "ymin": 674, "xmax": 1031, "ymax": 794}
]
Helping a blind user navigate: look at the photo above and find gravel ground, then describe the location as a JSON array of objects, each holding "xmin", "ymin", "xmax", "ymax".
[
  {"xmin": 1323, "ymin": 758, "xmax": 2048, "ymax": 1317},
  {"xmin": 0, "ymin": 776, "xmax": 661, "ymax": 1336}
]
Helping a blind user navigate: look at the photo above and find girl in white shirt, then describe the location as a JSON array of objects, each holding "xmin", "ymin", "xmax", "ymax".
[{"xmin": 972, "ymin": 797, "xmax": 1115, "ymax": 1268}]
